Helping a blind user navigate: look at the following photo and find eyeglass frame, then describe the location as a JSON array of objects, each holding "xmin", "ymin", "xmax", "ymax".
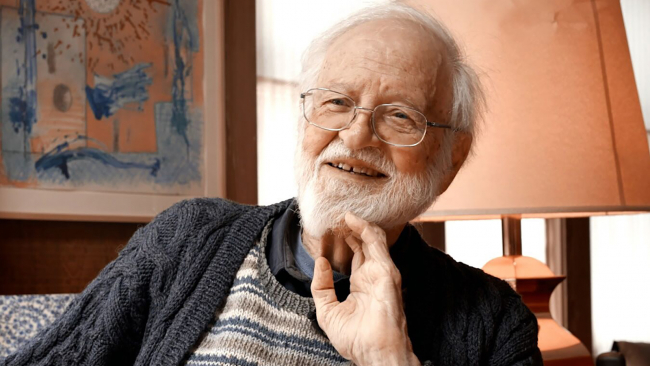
[{"xmin": 300, "ymin": 87, "xmax": 457, "ymax": 147}]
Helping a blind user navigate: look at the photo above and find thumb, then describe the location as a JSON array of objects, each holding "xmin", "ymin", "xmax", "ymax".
[{"xmin": 310, "ymin": 257, "xmax": 339, "ymax": 326}]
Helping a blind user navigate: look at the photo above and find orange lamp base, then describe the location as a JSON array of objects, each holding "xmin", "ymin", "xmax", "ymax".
[{"xmin": 483, "ymin": 255, "xmax": 592, "ymax": 365}]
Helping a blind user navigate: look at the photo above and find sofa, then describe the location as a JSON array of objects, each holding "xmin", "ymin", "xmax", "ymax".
[
  {"xmin": 0, "ymin": 294, "xmax": 75, "ymax": 360},
  {"xmin": 597, "ymin": 341, "xmax": 650, "ymax": 366}
]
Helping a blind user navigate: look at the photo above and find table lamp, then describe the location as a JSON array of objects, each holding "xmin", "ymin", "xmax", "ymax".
[{"xmin": 409, "ymin": 0, "xmax": 650, "ymax": 364}]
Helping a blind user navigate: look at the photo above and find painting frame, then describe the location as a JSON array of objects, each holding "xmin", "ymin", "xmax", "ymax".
[{"xmin": 0, "ymin": 0, "xmax": 225, "ymax": 223}]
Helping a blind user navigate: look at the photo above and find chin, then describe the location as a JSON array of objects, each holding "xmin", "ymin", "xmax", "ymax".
[{"xmin": 297, "ymin": 173, "xmax": 439, "ymax": 239}]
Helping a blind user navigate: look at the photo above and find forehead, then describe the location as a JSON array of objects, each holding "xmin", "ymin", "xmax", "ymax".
[{"xmin": 318, "ymin": 19, "xmax": 445, "ymax": 109}]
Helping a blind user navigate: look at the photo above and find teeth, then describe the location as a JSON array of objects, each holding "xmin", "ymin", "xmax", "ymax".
[{"xmin": 330, "ymin": 162, "xmax": 381, "ymax": 177}]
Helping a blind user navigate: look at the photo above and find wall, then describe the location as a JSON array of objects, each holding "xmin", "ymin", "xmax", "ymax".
[
  {"xmin": 588, "ymin": 0, "xmax": 650, "ymax": 356},
  {"xmin": 621, "ymin": 0, "xmax": 650, "ymax": 132},
  {"xmin": 0, "ymin": 220, "xmax": 139, "ymax": 294}
]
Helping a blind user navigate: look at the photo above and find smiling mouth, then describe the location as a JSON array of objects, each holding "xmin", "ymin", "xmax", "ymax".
[{"xmin": 326, "ymin": 162, "xmax": 387, "ymax": 178}]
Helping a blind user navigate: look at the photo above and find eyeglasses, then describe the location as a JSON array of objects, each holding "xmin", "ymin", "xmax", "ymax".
[{"xmin": 300, "ymin": 88, "xmax": 455, "ymax": 147}]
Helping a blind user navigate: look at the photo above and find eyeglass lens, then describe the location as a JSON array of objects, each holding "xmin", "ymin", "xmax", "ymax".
[{"xmin": 302, "ymin": 89, "xmax": 427, "ymax": 146}]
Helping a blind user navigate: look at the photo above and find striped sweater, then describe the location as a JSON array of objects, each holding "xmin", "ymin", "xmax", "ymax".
[{"xmin": 185, "ymin": 222, "xmax": 351, "ymax": 366}]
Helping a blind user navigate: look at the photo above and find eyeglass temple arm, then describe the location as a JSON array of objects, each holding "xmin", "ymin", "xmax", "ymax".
[{"xmin": 427, "ymin": 121, "xmax": 460, "ymax": 132}]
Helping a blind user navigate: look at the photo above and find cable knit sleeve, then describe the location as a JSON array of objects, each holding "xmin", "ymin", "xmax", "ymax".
[
  {"xmin": 489, "ymin": 291, "xmax": 543, "ymax": 366},
  {"xmin": 2, "ymin": 204, "xmax": 183, "ymax": 366}
]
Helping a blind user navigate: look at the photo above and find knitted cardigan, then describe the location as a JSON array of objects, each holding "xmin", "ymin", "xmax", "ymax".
[{"xmin": 2, "ymin": 198, "xmax": 542, "ymax": 366}]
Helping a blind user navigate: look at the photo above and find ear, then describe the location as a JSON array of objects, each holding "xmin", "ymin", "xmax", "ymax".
[{"xmin": 436, "ymin": 132, "xmax": 472, "ymax": 196}]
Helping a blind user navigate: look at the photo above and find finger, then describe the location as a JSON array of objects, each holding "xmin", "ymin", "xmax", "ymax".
[
  {"xmin": 345, "ymin": 212, "xmax": 391, "ymax": 262},
  {"xmin": 345, "ymin": 235, "xmax": 365, "ymax": 272},
  {"xmin": 351, "ymin": 248, "xmax": 365, "ymax": 274},
  {"xmin": 345, "ymin": 212, "xmax": 374, "ymax": 260},
  {"xmin": 310, "ymin": 257, "xmax": 339, "ymax": 329},
  {"xmin": 344, "ymin": 234, "xmax": 362, "ymax": 253},
  {"xmin": 344, "ymin": 211, "xmax": 368, "ymax": 236}
]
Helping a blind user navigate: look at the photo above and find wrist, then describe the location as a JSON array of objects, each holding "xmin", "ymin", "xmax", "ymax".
[{"xmin": 357, "ymin": 349, "xmax": 420, "ymax": 366}]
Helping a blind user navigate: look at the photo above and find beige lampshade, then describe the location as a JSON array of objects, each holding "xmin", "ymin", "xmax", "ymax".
[{"xmin": 407, "ymin": 0, "xmax": 650, "ymax": 221}]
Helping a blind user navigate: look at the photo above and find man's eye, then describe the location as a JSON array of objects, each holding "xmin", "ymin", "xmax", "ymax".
[
  {"xmin": 394, "ymin": 112, "xmax": 409, "ymax": 119},
  {"xmin": 328, "ymin": 98, "xmax": 347, "ymax": 106}
]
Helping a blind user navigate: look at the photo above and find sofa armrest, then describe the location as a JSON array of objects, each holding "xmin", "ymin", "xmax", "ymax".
[{"xmin": 597, "ymin": 351, "xmax": 626, "ymax": 366}]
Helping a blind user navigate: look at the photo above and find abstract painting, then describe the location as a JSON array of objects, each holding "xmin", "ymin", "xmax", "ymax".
[{"xmin": 0, "ymin": 0, "xmax": 205, "ymax": 196}]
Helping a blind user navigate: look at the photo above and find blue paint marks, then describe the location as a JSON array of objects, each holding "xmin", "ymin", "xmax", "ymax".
[
  {"xmin": 16, "ymin": 0, "xmax": 38, "ymax": 134},
  {"xmin": 8, "ymin": 88, "xmax": 38, "ymax": 134},
  {"xmin": 8, "ymin": 0, "xmax": 39, "ymax": 136},
  {"xmin": 153, "ymin": 102, "xmax": 202, "ymax": 186},
  {"xmin": 2, "ymin": 0, "xmax": 204, "ymax": 192},
  {"xmin": 171, "ymin": 0, "xmax": 192, "ymax": 148},
  {"xmin": 85, "ymin": 63, "xmax": 153, "ymax": 120},
  {"xmin": 9, "ymin": 97, "xmax": 27, "ymax": 133},
  {"xmin": 35, "ymin": 137, "xmax": 160, "ymax": 179}
]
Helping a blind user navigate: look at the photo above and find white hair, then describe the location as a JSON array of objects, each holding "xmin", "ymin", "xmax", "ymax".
[
  {"xmin": 298, "ymin": 1, "xmax": 485, "ymax": 139},
  {"xmin": 295, "ymin": 138, "xmax": 449, "ymax": 237},
  {"xmin": 295, "ymin": 2, "xmax": 484, "ymax": 237}
]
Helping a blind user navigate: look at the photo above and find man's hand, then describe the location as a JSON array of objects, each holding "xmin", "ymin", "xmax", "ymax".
[{"xmin": 311, "ymin": 212, "xmax": 421, "ymax": 366}]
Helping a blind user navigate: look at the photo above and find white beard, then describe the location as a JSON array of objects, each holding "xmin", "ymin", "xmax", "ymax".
[{"xmin": 295, "ymin": 136, "xmax": 451, "ymax": 238}]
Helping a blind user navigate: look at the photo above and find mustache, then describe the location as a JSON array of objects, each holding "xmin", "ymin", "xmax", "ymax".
[{"xmin": 314, "ymin": 139, "xmax": 396, "ymax": 176}]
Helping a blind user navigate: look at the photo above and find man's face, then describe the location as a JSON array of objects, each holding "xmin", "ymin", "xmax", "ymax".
[{"xmin": 296, "ymin": 19, "xmax": 454, "ymax": 237}]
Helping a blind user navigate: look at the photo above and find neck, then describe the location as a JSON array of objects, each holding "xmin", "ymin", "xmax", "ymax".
[{"xmin": 301, "ymin": 222, "xmax": 406, "ymax": 274}]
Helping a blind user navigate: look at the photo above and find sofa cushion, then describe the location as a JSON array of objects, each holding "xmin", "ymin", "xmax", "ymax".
[{"xmin": 0, "ymin": 294, "xmax": 76, "ymax": 360}]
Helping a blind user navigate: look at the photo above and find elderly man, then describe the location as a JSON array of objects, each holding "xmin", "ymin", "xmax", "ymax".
[{"xmin": 4, "ymin": 3, "xmax": 542, "ymax": 366}]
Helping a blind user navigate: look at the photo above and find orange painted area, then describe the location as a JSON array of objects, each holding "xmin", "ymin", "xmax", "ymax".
[
  {"xmin": 34, "ymin": 0, "xmax": 205, "ymax": 154},
  {"xmin": 1, "ymin": 0, "xmax": 204, "ymax": 187}
]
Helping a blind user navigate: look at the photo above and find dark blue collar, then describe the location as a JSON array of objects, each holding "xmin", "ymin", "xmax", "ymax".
[{"xmin": 268, "ymin": 201, "xmax": 350, "ymax": 280}]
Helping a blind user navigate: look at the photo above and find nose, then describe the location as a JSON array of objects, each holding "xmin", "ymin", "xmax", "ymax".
[{"xmin": 338, "ymin": 107, "xmax": 382, "ymax": 150}]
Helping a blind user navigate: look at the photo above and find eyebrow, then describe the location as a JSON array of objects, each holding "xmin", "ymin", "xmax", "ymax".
[
  {"xmin": 324, "ymin": 82, "xmax": 354, "ymax": 94},
  {"xmin": 322, "ymin": 81, "xmax": 428, "ymax": 112},
  {"xmin": 400, "ymin": 96, "xmax": 423, "ymax": 111}
]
